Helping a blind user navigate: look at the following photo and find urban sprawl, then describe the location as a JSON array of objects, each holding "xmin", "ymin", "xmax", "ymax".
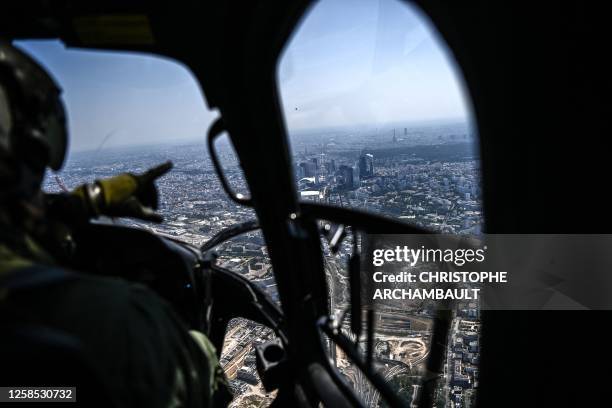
[{"xmin": 44, "ymin": 120, "xmax": 482, "ymax": 408}]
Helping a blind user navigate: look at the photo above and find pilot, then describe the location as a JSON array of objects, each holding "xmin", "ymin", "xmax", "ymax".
[{"xmin": 0, "ymin": 41, "xmax": 230, "ymax": 407}]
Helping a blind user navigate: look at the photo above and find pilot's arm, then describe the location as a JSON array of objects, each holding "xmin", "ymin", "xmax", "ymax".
[
  {"xmin": 47, "ymin": 161, "xmax": 174, "ymax": 225},
  {"xmin": 42, "ymin": 161, "xmax": 174, "ymax": 267}
]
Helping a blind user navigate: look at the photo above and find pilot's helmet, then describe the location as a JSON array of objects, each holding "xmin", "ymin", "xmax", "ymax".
[{"xmin": 0, "ymin": 40, "xmax": 67, "ymax": 200}]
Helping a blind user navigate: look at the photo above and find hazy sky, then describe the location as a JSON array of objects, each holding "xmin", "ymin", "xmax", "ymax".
[
  {"xmin": 16, "ymin": 40, "xmax": 216, "ymax": 153},
  {"xmin": 17, "ymin": 0, "xmax": 471, "ymax": 153},
  {"xmin": 278, "ymin": 0, "xmax": 471, "ymax": 131}
]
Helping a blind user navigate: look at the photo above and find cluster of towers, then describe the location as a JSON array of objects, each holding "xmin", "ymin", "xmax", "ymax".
[{"xmin": 297, "ymin": 152, "xmax": 374, "ymax": 192}]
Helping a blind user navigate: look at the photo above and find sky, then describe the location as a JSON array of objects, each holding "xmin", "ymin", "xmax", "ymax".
[
  {"xmin": 16, "ymin": 40, "xmax": 216, "ymax": 153},
  {"xmin": 16, "ymin": 0, "xmax": 472, "ymax": 153},
  {"xmin": 278, "ymin": 0, "xmax": 471, "ymax": 131}
]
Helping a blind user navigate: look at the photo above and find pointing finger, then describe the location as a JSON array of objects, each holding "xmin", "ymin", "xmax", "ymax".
[{"xmin": 140, "ymin": 161, "xmax": 173, "ymax": 183}]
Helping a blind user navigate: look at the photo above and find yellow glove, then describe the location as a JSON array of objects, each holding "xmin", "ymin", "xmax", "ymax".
[{"xmin": 73, "ymin": 161, "xmax": 173, "ymax": 223}]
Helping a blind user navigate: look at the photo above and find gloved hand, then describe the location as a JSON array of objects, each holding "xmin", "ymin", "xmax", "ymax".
[{"xmin": 73, "ymin": 161, "xmax": 173, "ymax": 223}]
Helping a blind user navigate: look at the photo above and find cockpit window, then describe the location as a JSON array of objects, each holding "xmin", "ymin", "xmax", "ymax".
[
  {"xmin": 18, "ymin": 40, "xmax": 254, "ymax": 237},
  {"xmin": 278, "ymin": 0, "xmax": 481, "ymax": 406},
  {"xmin": 278, "ymin": 0, "xmax": 482, "ymax": 234},
  {"xmin": 19, "ymin": 40, "xmax": 277, "ymax": 402}
]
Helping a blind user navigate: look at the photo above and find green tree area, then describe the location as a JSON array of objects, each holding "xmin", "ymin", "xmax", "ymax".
[{"xmin": 380, "ymin": 373, "xmax": 422, "ymax": 408}]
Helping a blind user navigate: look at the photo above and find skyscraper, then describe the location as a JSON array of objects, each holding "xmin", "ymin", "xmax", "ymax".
[
  {"xmin": 299, "ymin": 161, "xmax": 317, "ymax": 178},
  {"xmin": 338, "ymin": 165, "xmax": 354, "ymax": 190},
  {"xmin": 359, "ymin": 153, "xmax": 374, "ymax": 178}
]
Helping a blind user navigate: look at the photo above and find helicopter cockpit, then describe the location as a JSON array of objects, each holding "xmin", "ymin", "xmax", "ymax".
[
  {"xmin": 3, "ymin": 1, "xmax": 479, "ymax": 407},
  {"xmin": 4, "ymin": 1, "xmax": 611, "ymax": 407}
]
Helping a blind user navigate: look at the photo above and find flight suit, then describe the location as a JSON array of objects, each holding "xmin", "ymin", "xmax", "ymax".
[{"xmin": 0, "ymin": 232, "xmax": 231, "ymax": 408}]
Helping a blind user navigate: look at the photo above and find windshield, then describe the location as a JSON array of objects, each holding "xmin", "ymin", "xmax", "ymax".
[
  {"xmin": 279, "ymin": 0, "xmax": 482, "ymax": 234},
  {"xmin": 278, "ymin": 0, "xmax": 481, "ymax": 406},
  {"xmin": 19, "ymin": 40, "xmax": 276, "ymax": 406}
]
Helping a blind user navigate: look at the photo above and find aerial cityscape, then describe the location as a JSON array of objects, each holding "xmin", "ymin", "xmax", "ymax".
[{"xmin": 44, "ymin": 120, "xmax": 482, "ymax": 408}]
